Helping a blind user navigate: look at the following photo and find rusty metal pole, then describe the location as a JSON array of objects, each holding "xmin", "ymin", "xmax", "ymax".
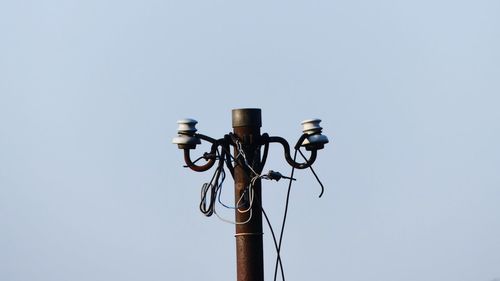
[{"xmin": 232, "ymin": 108, "xmax": 264, "ymax": 281}]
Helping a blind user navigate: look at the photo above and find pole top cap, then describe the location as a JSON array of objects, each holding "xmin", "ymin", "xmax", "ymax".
[{"xmin": 232, "ymin": 108, "xmax": 262, "ymax": 127}]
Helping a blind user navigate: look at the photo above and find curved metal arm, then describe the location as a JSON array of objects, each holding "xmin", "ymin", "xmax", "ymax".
[
  {"xmin": 182, "ymin": 132, "xmax": 318, "ymax": 171},
  {"xmin": 182, "ymin": 133, "xmax": 237, "ymax": 174},
  {"xmin": 183, "ymin": 148, "xmax": 217, "ymax": 172},
  {"xmin": 182, "ymin": 134, "xmax": 221, "ymax": 172},
  {"xmin": 265, "ymin": 134, "xmax": 317, "ymax": 169},
  {"xmin": 195, "ymin": 133, "xmax": 218, "ymax": 144}
]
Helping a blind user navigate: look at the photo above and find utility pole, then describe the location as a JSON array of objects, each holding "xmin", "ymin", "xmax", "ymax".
[
  {"xmin": 232, "ymin": 109, "xmax": 264, "ymax": 281},
  {"xmin": 173, "ymin": 108, "xmax": 329, "ymax": 281}
]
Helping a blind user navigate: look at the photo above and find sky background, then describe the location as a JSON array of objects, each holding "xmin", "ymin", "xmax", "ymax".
[{"xmin": 1, "ymin": 0, "xmax": 499, "ymax": 281}]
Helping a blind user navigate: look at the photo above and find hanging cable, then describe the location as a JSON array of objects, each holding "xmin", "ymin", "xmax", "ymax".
[
  {"xmin": 210, "ymin": 135, "xmax": 261, "ymax": 225},
  {"xmin": 195, "ymin": 133, "xmax": 322, "ymax": 280},
  {"xmin": 262, "ymin": 207, "xmax": 285, "ymax": 281},
  {"xmin": 273, "ymin": 148, "xmax": 298, "ymax": 281},
  {"xmin": 215, "ymin": 208, "xmax": 253, "ymax": 225},
  {"xmin": 298, "ymin": 149, "xmax": 325, "ymax": 198},
  {"xmin": 199, "ymin": 149, "xmax": 225, "ymax": 216},
  {"xmin": 176, "ymin": 115, "xmax": 330, "ymax": 281}
]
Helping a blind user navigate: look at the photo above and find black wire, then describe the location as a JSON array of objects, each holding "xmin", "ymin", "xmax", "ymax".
[
  {"xmin": 298, "ymin": 149, "xmax": 325, "ymax": 198},
  {"xmin": 183, "ymin": 152, "xmax": 216, "ymax": 168},
  {"xmin": 262, "ymin": 207, "xmax": 285, "ymax": 281},
  {"xmin": 258, "ymin": 135, "xmax": 270, "ymax": 174},
  {"xmin": 199, "ymin": 168, "xmax": 219, "ymax": 216},
  {"xmin": 199, "ymin": 149, "xmax": 226, "ymax": 216},
  {"xmin": 220, "ymin": 137, "xmax": 235, "ymax": 177},
  {"xmin": 273, "ymin": 149, "xmax": 298, "ymax": 281}
]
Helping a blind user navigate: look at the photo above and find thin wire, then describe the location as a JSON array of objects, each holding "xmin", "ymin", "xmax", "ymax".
[
  {"xmin": 233, "ymin": 134, "xmax": 290, "ymax": 281},
  {"xmin": 233, "ymin": 137, "xmax": 261, "ymax": 215},
  {"xmin": 214, "ymin": 208, "xmax": 253, "ymax": 225},
  {"xmin": 212, "ymin": 137, "xmax": 259, "ymax": 224},
  {"xmin": 273, "ymin": 149, "xmax": 298, "ymax": 281},
  {"xmin": 298, "ymin": 149, "xmax": 325, "ymax": 198},
  {"xmin": 199, "ymin": 149, "xmax": 225, "ymax": 216},
  {"xmin": 197, "ymin": 135, "xmax": 324, "ymax": 280},
  {"xmin": 236, "ymin": 185, "xmax": 254, "ymax": 213},
  {"xmin": 217, "ymin": 174, "xmax": 236, "ymax": 209},
  {"xmin": 216, "ymin": 142, "xmax": 254, "ymax": 210},
  {"xmin": 235, "ymin": 138, "xmax": 260, "ymax": 177},
  {"xmin": 183, "ymin": 152, "xmax": 215, "ymax": 168},
  {"xmin": 199, "ymin": 171, "xmax": 220, "ymax": 216},
  {"xmin": 218, "ymin": 182, "xmax": 253, "ymax": 211},
  {"xmin": 215, "ymin": 184, "xmax": 254, "ymax": 224},
  {"xmin": 262, "ymin": 207, "xmax": 285, "ymax": 281}
]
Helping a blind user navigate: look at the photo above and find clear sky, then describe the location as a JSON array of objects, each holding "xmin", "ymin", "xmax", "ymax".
[{"xmin": 1, "ymin": 0, "xmax": 499, "ymax": 281}]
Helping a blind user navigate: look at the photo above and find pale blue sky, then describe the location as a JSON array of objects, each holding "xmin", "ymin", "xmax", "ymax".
[{"xmin": 1, "ymin": 1, "xmax": 499, "ymax": 281}]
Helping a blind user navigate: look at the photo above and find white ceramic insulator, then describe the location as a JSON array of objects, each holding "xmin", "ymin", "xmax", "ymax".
[
  {"xmin": 301, "ymin": 119, "xmax": 323, "ymax": 135},
  {"xmin": 177, "ymin": 118, "xmax": 198, "ymax": 134}
]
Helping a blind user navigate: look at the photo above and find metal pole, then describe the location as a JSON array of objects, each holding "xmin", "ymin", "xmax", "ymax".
[{"xmin": 232, "ymin": 108, "xmax": 264, "ymax": 281}]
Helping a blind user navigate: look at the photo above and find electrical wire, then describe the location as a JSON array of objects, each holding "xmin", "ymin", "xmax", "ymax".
[
  {"xmin": 273, "ymin": 148, "xmax": 298, "ymax": 281},
  {"xmin": 199, "ymin": 149, "xmax": 225, "ymax": 216},
  {"xmin": 262, "ymin": 207, "xmax": 285, "ymax": 281},
  {"xmin": 191, "ymin": 132, "xmax": 326, "ymax": 281},
  {"xmin": 298, "ymin": 149, "xmax": 325, "ymax": 198},
  {"xmin": 207, "ymin": 136, "xmax": 261, "ymax": 225},
  {"xmin": 235, "ymin": 137, "xmax": 260, "ymax": 177},
  {"xmin": 236, "ymin": 185, "xmax": 254, "ymax": 213},
  {"xmin": 215, "ymin": 208, "xmax": 253, "ymax": 225},
  {"xmin": 193, "ymin": 134, "xmax": 325, "ymax": 281}
]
